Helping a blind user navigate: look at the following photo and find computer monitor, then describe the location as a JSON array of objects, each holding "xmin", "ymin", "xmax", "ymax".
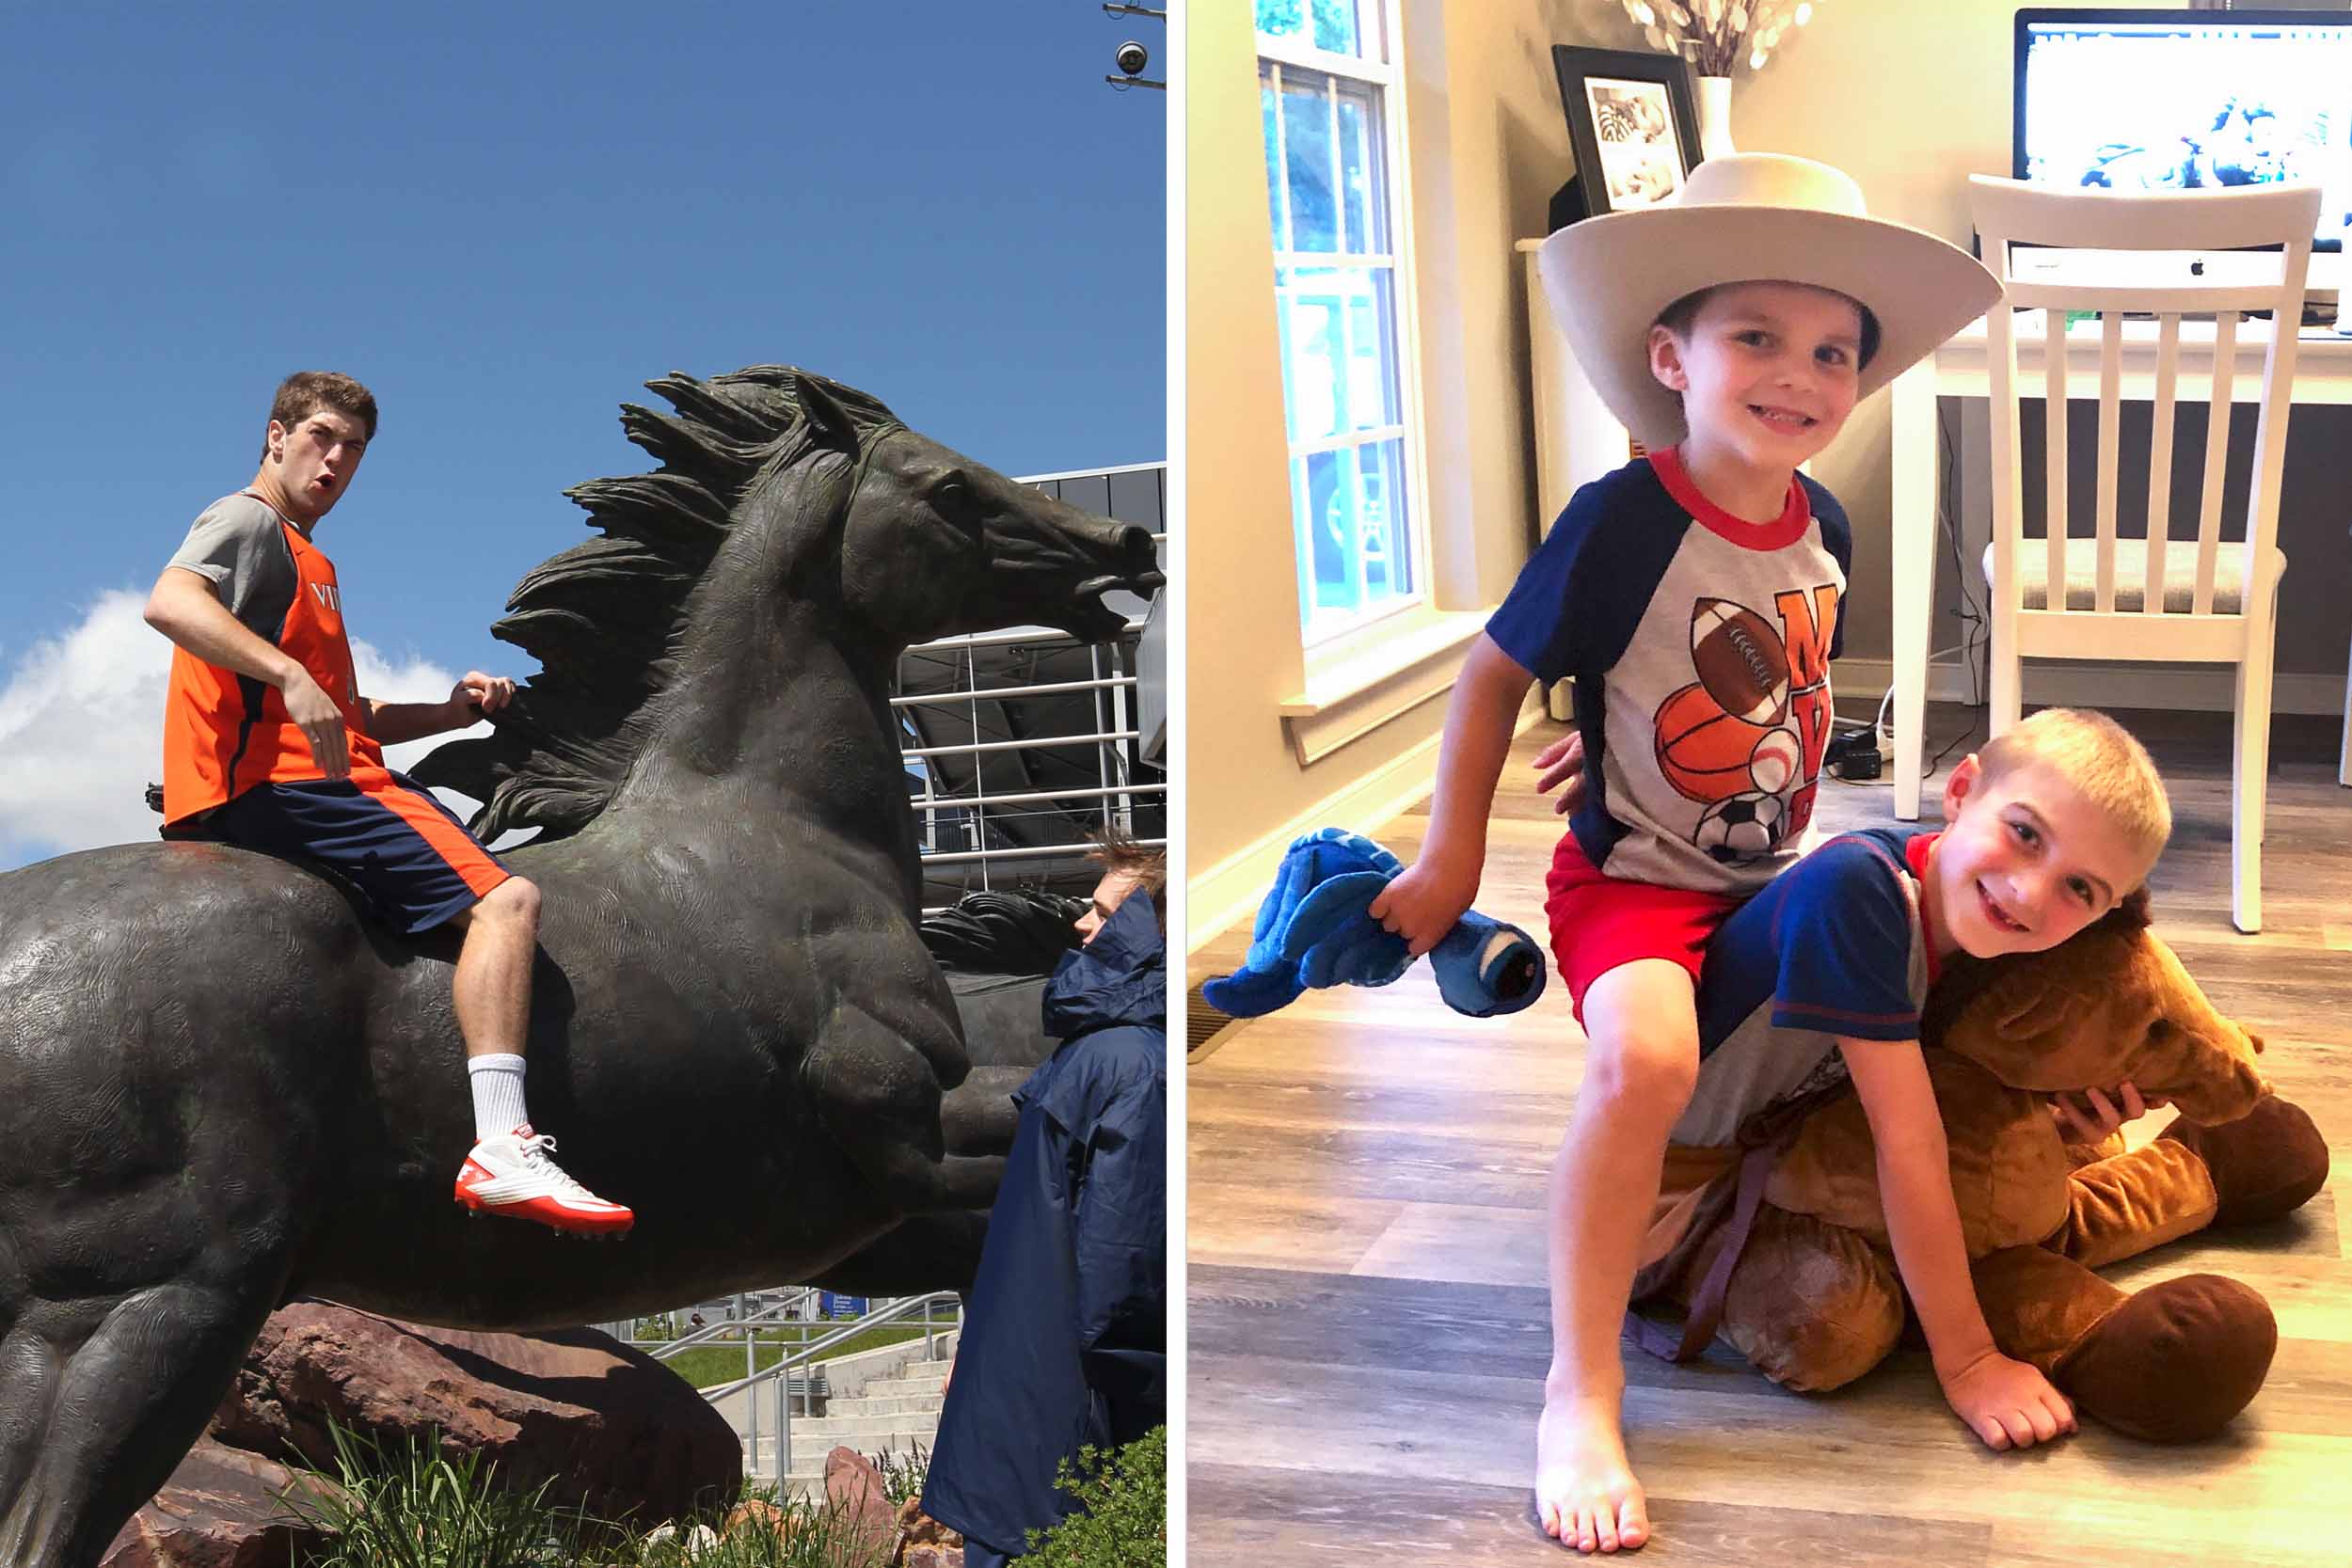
[{"xmin": 2014, "ymin": 8, "xmax": 2352, "ymax": 253}]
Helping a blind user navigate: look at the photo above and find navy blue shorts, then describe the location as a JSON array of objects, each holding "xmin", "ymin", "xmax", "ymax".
[{"xmin": 204, "ymin": 769, "xmax": 512, "ymax": 934}]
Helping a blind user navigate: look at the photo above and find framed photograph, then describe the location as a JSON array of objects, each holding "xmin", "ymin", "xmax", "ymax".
[{"xmin": 1551, "ymin": 45, "xmax": 1701, "ymax": 217}]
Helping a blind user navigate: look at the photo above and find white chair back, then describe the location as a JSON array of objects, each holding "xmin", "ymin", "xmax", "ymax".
[
  {"xmin": 1963, "ymin": 176, "xmax": 2322, "ymax": 935},
  {"xmin": 1966, "ymin": 177, "xmax": 2318, "ymax": 641}
]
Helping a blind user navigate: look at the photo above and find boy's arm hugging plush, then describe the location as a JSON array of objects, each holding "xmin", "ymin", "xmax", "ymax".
[{"xmin": 1839, "ymin": 1035, "xmax": 2079, "ymax": 1449}]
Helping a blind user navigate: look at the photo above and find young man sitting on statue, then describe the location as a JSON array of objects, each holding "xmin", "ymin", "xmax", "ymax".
[{"xmin": 142, "ymin": 370, "xmax": 632, "ymax": 1237}]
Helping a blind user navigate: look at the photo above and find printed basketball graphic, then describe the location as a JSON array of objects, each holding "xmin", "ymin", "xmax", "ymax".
[
  {"xmin": 1748, "ymin": 726, "xmax": 1802, "ymax": 794},
  {"xmin": 1655, "ymin": 681, "xmax": 1775, "ymax": 804},
  {"xmin": 1690, "ymin": 598, "xmax": 1791, "ymax": 726}
]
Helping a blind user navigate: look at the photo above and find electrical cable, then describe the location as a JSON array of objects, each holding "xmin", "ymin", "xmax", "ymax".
[{"xmin": 1938, "ymin": 398, "xmax": 1991, "ymax": 707}]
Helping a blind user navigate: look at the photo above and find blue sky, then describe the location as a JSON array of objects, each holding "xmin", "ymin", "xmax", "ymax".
[{"xmin": 0, "ymin": 2, "xmax": 1166, "ymax": 866}]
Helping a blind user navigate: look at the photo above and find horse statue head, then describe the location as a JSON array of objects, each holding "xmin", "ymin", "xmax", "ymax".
[{"xmin": 418, "ymin": 365, "xmax": 1161, "ymax": 843}]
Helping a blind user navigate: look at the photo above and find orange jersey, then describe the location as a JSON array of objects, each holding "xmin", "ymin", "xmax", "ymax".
[{"xmin": 161, "ymin": 494, "xmax": 386, "ymax": 825}]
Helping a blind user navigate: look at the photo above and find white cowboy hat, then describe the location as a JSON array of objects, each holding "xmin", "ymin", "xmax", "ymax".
[{"xmin": 1537, "ymin": 152, "xmax": 2003, "ymax": 450}]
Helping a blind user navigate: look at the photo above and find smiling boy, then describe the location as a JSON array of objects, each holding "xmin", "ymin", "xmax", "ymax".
[{"xmin": 1668, "ymin": 706, "xmax": 2172, "ymax": 1397}]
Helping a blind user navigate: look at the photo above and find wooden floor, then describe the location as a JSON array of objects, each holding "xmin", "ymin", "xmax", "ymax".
[{"xmin": 1186, "ymin": 705, "xmax": 2352, "ymax": 1566}]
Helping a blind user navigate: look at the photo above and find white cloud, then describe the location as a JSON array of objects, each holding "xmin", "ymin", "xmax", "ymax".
[{"xmin": 0, "ymin": 590, "xmax": 488, "ymax": 869}]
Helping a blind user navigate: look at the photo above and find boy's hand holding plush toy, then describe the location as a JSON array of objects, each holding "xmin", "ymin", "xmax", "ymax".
[{"xmin": 1203, "ymin": 828, "xmax": 1547, "ymax": 1021}]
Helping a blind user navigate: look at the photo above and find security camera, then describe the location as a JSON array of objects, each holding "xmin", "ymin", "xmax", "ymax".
[{"xmin": 1115, "ymin": 40, "xmax": 1150, "ymax": 76}]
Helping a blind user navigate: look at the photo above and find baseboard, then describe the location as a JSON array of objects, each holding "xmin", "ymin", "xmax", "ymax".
[
  {"xmin": 1834, "ymin": 657, "xmax": 2348, "ymax": 718},
  {"xmin": 1185, "ymin": 696, "xmax": 1549, "ymax": 953}
]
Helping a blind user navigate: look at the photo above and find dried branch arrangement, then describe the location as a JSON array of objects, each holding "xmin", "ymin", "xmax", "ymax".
[{"xmin": 1622, "ymin": 0, "xmax": 1820, "ymax": 76}]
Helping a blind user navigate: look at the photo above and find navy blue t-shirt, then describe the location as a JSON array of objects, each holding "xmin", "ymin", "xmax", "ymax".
[{"xmin": 1673, "ymin": 826, "xmax": 1936, "ymax": 1146}]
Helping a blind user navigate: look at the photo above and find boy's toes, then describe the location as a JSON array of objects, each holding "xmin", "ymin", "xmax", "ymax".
[{"xmin": 1616, "ymin": 1496, "xmax": 1652, "ymax": 1549}]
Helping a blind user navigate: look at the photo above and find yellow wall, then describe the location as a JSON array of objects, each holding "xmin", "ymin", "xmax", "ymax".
[{"xmin": 1184, "ymin": 3, "xmax": 1319, "ymax": 885}]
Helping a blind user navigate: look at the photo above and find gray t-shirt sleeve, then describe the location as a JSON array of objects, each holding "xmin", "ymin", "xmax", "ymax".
[{"xmin": 166, "ymin": 495, "xmax": 297, "ymax": 639}]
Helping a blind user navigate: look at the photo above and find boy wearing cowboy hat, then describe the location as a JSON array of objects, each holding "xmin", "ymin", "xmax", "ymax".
[{"xmin": 1367, "ymin": 153, "xmax": 2036, "ymax": 1551}]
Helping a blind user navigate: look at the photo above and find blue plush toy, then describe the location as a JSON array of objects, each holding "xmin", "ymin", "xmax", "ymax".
[{"xmin": 1202, "ymin": 827, "xmax": 1547, "ymax": 1019}]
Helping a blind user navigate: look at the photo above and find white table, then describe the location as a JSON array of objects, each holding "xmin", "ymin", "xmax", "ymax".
[{"xmin": 1887, "ymin": 313, "xmax": 2352, "ymax": 817}]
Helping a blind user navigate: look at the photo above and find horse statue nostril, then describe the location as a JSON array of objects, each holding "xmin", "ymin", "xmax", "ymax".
[{"xmin": 1117, "ymin": 524, "xmax": 1155, "ymax": 559}]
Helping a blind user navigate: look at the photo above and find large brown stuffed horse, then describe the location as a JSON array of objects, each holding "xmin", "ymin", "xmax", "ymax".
[{"xmin": 1635, "ymin": 895, "xmax": 2328, "ymax": 1441}]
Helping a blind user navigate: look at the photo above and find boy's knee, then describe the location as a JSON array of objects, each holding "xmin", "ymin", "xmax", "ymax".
[
  {"xmin": 484, "ymin": 876, "xmax": 540, "ymax": 929},
  {"xmin": 1585, "ymin": 1032, "xmax": 1700, "ymax": 1112}
]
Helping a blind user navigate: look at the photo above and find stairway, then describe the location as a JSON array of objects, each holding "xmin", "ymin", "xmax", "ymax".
[
  {"xmin": 705, "ymin": 1332, "xmax": 959, "ymax": 1497},
  {"xmin": 773, "ymin": 1351, "xmax": 954, "ymax": 1493}
]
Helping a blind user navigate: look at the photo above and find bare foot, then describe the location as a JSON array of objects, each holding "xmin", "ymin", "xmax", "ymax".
[{"xmin": 1534, "ymin": 1395, "xmax": 1650, "ymax": 1553}]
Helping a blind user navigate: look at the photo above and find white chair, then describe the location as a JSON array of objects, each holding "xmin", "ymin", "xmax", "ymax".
[{"xmin": 1966, "ymin": 175, "xmax": 2322, "ymax": 934}]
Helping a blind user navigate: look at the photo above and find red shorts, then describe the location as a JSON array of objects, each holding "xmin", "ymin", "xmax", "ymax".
[{"xmin": 1544, "ymin": 833, "xmax": 1742, "ymax": 1024}]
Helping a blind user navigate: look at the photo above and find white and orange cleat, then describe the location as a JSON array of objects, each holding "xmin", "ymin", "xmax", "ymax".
[{"xmin": 453, "ymin": 1125, "xmax": 634, "ymax": 1237}]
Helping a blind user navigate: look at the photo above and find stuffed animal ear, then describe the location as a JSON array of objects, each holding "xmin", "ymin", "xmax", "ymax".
[
  {"xmin": 1995, "ymin": 981, "xmax": 2078, "ymax": 1043},
  {"xmin": 2117, "ymin": 938, "xmax": 2270, "ymax": 1125}
]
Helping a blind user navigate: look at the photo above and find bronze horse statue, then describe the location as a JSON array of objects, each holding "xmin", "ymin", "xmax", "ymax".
[{"xmin": 0, "ymin": 366, "xmax": 1162, "ymax": 1566}]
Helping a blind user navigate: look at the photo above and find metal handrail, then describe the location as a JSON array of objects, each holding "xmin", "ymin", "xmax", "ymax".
[
  {"xmin": 645, "ymin": 1287, "xmax": 819, "ymax": 1361},
  {"xmin": 702, "ymin": 1290, "xmax": 961, "ymax": 1481}
]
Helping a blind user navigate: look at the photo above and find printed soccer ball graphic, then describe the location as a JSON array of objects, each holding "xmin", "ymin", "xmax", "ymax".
[{"xmin": 1695, "ymin": 789, "xmax": 1788, "ymax": 863}]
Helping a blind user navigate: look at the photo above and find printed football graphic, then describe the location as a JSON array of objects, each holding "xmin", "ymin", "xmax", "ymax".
[{"xmin": 1690, "ymin": 598, "xmax": 1791, "ymax": 727}]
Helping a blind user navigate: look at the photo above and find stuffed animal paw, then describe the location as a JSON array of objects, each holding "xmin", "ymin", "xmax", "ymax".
[{"xmin": 1202, "ymin": 827, "xmax": 1546, "ymax": 1019}]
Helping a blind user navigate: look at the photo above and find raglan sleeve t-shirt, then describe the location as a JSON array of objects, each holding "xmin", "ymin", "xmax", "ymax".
[
  {"xmin": 1486, "ymin": 451, "xmax": 1850, "ymax": 897},
  {"xmin": 1671, "ymin": 827, "xmax": 1935, "ymax": 1147},
  {"xmin": 167, "ymin": 494, "xmax": 300, "ymax": 641}
]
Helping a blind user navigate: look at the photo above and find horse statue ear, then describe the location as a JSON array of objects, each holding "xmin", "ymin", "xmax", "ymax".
[{"xmin": 793, "ymin": 372, "xmax": 860, "ymax": 454}]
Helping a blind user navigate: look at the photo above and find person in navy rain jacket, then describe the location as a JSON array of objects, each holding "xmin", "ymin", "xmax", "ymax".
[{"xmin": 920, "ymin": 830, "xmax": 1168, "ymax": 1566}]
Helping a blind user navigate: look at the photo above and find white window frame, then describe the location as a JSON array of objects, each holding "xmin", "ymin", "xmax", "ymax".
[{"xmin": 1258, "ymin": 2, "xmax": 1435, "ymax": 657}]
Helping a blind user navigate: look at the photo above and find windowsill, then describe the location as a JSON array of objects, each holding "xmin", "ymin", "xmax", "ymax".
[{"xmin": 1277, "ymin": 606, "xmax": 1491, "ymax": 766}]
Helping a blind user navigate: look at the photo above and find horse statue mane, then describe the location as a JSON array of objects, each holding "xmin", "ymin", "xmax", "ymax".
[{"xmin": 415, "ymin": 365, "xmax": 904, "ymax": 839}]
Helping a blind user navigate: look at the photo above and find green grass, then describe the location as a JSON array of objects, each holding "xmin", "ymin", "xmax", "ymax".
[
  {"xmin": 287, "ymin": 1420, "xmax": 920, "ymax": 1568},
  {"xmin": 657, "ymin": 1324, "xmax": 943, "ymax": 1391}
]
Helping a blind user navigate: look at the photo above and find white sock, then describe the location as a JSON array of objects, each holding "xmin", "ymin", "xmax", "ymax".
[{"xmin": 467, "ymin": 1053, "xmax": 531, "ymax": 1142}]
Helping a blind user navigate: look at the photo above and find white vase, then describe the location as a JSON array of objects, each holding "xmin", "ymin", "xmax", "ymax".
[{"xmin": 1695, "ymin": 74, "xmax": 1736, "ymax": 162}]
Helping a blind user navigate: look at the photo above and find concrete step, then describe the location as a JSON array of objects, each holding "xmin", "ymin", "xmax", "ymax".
[
  {"xmin": 767, "ymin": 1428, "xmax": 937, "ymax": 1491},
  {"xmin": 781, "ymin": 1410, "xmax": 944, "ymax": 1442},
  {"xmin": 820, "ymin": 1392, "xmax": 944, "ymax": 1418},
  {"xmin": 856, "ymin": 1369, "xmax": 951, "ymax": 1400}
]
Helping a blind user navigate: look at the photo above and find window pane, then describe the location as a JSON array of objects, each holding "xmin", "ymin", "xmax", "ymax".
[
  {"xmin": 1360, "ymin": 436, "xmax": 1412, "ymax": 607},
  {"xmin": 1254, "ymin": 0, "xmax": 1306, "ymax": 42},
  {"xmin": 1291, "ymin": 455, "xmax": 1319, "ymax": 627},
  {"xmin": 1351, "ymin": 272, "xmax": 1401, "ymax": 428},
  {"xmin": 1336, "ymin": 87, "xmax": 1388, "ymax": 254},
  {"xmin": 1299, "ymin": 440, "xmax": 1414, "ymax": 634},
  {"xmin": 1257, "ymin": 0, "xmax": 1378, "ymax": 61},
  {"xmin": 1278, "ymin": 77, "xmax": 1337, "ymax": 253},
  {"xmin": 1262, "ymin": 81, "xmax": 1287, "ymax": 247},
  {"xmin": 1311, "ymin": 0, "xmax": 1360, "ymax": 58},
  {"xmin": 1278, "ymin": 267, "xmax": 1402, "ymax": 442},
  {"xmin": 1301, "ymin": 447, "xmax": 1359, "ymax": 622},
  {"xmin": 1274, "ymin": 268, "xmax": 1313, "ymax": 441}
]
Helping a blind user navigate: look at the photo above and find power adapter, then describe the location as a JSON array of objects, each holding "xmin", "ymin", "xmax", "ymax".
[{"xmin": 1827, "ymin": 722, "xmax": 1884, "ymax": 782}]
